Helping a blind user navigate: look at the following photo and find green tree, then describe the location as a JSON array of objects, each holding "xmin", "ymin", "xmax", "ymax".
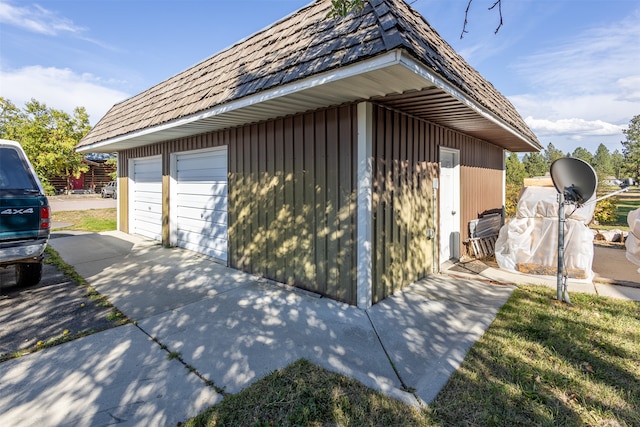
[
  {"xmin": 0, "ymin": 97, "xmax": 20, "ymax": 136},
  {"xmin": 505, "ymin": 151, "xmax": 525, "ymax": 185},
  {"xmin": 571, "ymin": 146, "xmax": 593, "ymax": 164},
  {"xmin": 0, "ymin": 97, "xmax": 91, "ymax": 194},
  {"xmin": 522, "ymin": 152, "xmax": 547, "ymax": 177},
  {"xmin": 328, "ymin": 0, "xmax": 367, "ymax": 17},
  {"xmin": 621, "ymin": 115, "xmax": 640, "ymax": 182},
  {"xmin": 611, "ymin": 149, "xmax": 625, "ymax": 178},
  {"xmin": 544, "ymin": 142, "xmax": 565, "ymax": 165},
  {"xmin": 592, "ymin": 143, "xmax": 613, "ymax": 178}
]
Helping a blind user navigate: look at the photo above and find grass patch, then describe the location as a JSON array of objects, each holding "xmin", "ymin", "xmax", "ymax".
[
  {"xmin": 44, "ymin": 246, "xmax": 127, "ymax": 322},
  {"xmin": 611, "ymin": 187, "xmax": 639, "ymax": 227},
  {"xmin": 186, "ymin": 286, "xmax": 639, "ymax": 427},
  {"xmin": 0, "ymin": 329, "xmax": 106, "ymax": 363},
  {"xmin": 185, "ymin": 359, "xmax": 430, "ymax": 427},
  {"xmin": 52, "ymin": 208, "xmax": 116, "ymax": 232},
  {"xmin": 428, "ymin": 285, "xmax": 640, "ymax": 426}
]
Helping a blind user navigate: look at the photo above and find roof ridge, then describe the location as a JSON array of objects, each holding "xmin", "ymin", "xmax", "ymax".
[
  {"xmin": 368, "ymin": 0, "xmax": 408, "ymax": 51},
  {"xmin": 78, "ymin": 0, "xmax": 539, "ymax": 150}
]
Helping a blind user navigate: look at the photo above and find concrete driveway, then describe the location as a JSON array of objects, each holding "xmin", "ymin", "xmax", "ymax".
[
  {"xmin": 0, "ymin": 230, "xmax": 516, "ymax": 426},
  {"xmin": 593, "ymin": 244, "xmax": 640, "ymax": 286}
]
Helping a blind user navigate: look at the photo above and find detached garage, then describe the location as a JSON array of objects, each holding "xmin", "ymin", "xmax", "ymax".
[{"xmin": 76, "ymin": 0, "xmax": 541, "ymax": 307}]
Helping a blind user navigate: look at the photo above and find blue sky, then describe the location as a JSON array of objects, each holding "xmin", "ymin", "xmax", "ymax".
[{"xmin": 1, "ymin": 0, "xmax": 638, "ymax": 155}]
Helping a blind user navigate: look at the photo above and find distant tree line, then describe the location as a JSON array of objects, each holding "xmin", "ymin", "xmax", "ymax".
[
  {"xmin": 505, "ymin": 114, "xmax": 640, "ymax": 222},
  {"xmin": 506, "ymin": 142, "xmax": 627, "ymax": 187}
]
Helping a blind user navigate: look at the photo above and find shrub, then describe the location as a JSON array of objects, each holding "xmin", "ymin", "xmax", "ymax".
[
  {"xmin": 594, "ymin": 196, "xmax": 617, "ymax": 224},
  {"xmin": 505, "ymin": 183, "xmax": 521, "ymax": 218}
]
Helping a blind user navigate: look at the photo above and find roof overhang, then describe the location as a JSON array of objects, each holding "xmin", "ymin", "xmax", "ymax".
[{"xmin": 78, "ymin": 49, "xmax": 540, "ymax": 153}]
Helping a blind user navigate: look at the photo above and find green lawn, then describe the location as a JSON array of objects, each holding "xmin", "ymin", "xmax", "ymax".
[
  {"xmin": 615, "ymin": 189, "xmax": 640, "ymax": 226},
  {"xmin": 187, "ymin": 286, "xmax": 640, "ymax": 426},
  {"xmin": 52, "ymin": 208, "xmax": 117, "ymax": 232}
]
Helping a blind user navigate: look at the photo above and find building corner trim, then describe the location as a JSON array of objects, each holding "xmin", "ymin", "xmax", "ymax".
[{"xmin": 357, "ymin": 102, "xmax": 373, "ymax": 309}]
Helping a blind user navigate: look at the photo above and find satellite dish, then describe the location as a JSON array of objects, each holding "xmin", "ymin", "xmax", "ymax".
[
  {"xmin": 549, "ymin": 157, "xmax": 598, "ymax": 305},
  {"xmin": 550, "ymin": 157, "xmax": 598, "ymax": 205}
]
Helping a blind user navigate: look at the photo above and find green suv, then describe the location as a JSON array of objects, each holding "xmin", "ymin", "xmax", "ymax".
[{"xmin": 0, "ymin": 139, "xmax": 51, "ymax": 287}]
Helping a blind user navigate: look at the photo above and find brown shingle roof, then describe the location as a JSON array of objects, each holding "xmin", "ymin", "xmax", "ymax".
[{"xmin": 78, "ymin": 0, "xmax": 539, "ymax": 150}]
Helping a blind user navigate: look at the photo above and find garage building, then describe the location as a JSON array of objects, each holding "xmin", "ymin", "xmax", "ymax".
[{"xmin": 76, "ymin": 0, "xmax": 541, "ymax": 307}]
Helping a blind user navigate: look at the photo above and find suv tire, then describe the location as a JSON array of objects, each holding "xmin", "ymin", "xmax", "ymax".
[{"xmin": 16, "ymin": 262, "xmax": 43, "ymax": 287}]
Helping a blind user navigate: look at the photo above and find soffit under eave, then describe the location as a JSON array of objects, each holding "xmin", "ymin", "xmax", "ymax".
[{"xmin": 78, "ymin": 54, "xmax": 538, "ymax": 153}]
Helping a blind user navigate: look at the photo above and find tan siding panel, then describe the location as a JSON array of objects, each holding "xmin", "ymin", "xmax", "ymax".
[
  {"xmin": 371, "ymin": 104, "xmax": 505, "ymax": 302},
  {"xmin": 226, "ymin": 105, "xmax": 357, "ymax": 304}
]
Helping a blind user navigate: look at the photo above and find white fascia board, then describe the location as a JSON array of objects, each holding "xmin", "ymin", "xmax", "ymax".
[
  {"xmin": 397, "ymin": 53, "xmax": 540, "ymax": 152},
  {"xmin": 356, "ymin": 102, "xmax": 373, "ymax": 310},
  {"xmin": 77, "ymin": 51, "xmax": 404, "ymax": 153}
]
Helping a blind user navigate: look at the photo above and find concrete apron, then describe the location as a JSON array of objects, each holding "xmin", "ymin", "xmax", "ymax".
[{"xmin": 1, "ymin": 231, "xmax": 514, "ymax": 425}]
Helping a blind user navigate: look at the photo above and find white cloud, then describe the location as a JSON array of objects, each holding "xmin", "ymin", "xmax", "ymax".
[
  {"xmin": 525, "ymin": 116, "xmax": 625, "ymax": 139},
  {"xmin": 0, "ymin": 2, "xmax": 84, "ymax": 35},
  {"xmin": 509, "ymin": 8, "xmax": 640, "ymax": 153},
  {"xmin": 0, "ymin": 66, "xmax": 130, "ymax": 125},
  {"xmin": 617, "ymin": 75, "xmax": 640, "ymax": 103},
  {"xmin": 515, "ymin": 10, "xmax": 640, "ymax": 96}
]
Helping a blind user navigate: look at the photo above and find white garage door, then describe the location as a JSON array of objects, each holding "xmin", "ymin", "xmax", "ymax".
[
  {"xmin": 130, "ymin": 156, "xmax": 162, "ymax": 241},
  {"xmin": 172, "ymin": 147, "xmax": 228, "ymax": 262}
]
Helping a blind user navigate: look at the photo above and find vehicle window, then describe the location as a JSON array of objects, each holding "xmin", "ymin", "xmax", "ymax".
[{"xmin": 0, "ymin": 147, "xmax": 39, "ymax": 191}]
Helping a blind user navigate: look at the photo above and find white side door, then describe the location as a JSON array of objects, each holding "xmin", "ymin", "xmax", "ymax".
[{"xmin": 439, "ymin": 147, "xmax": 460, "ymax": 266}]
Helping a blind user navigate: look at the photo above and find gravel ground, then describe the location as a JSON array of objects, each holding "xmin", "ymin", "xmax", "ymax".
[{"xmin": 0, "ymin": 255, "xmax": 116, "ymax": 358}]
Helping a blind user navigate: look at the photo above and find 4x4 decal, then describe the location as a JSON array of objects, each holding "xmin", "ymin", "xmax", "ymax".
[{"xmin": 1, "ymin": 208, "xmax": 34, "ymax": 215}]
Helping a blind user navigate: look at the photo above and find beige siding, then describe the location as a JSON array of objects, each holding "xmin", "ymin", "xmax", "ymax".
[
  {"xmin": 371, "ymin": 104, "xmax": 504, "ymax": 302},
  {"xmin": 116, "ymin": 103, "xmax": 503, "ymax": 306},
  {"xmin": 228, "ymin": 105, "xmax": 358, "ymax": 304},
  {"xmin": 371, "ymin": 105, "xmax": 438, "ymax": 303}
]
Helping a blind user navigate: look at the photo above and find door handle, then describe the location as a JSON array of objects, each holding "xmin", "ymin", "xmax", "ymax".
[{"xmin": 451, "ymin": 211, "xmax": 456, "ymax": 215}]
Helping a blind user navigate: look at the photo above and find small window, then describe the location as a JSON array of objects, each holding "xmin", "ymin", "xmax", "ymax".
[{"xmin": 0, "ymin": 147, "xmax": 39, "ymax": 191}]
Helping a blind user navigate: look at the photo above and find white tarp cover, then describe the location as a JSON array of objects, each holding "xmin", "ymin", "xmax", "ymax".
[
  {"xmin": 495, "ymin": 186, "xmax": 595, "ymax": 281},
  {"xmin": 625, "ymin": 208, "xmax": 640, "ymax": 272}
]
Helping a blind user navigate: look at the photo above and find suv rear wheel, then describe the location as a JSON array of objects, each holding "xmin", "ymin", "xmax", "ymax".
[{"xmin": 15, "ymin": 262, "xmax": 43, "ymax": 287}]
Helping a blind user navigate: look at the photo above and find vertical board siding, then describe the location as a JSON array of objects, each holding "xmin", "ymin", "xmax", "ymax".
[
  {"xmin": 228, "ymin": 105, "xmax": 358, "ymax": 304},
  {"xmin": 116, "ymin": 102, "xmax": 502, "ymax": 307},
  {"xmin": 371, "ymin": 105, "xmax": 438, "ymax": 303},
  {"xmin": 371, "ymin": 104, "xmax": 504, "ymax": 302}
]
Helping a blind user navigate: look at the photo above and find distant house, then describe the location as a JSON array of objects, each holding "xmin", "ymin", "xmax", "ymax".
[
  {"xmin": 49, "ymin": 155, "xmax": 116, "ymax": 194},
  {"xmin": 76, "ymin": 0, "xmax": 541, "ymax": 307}
]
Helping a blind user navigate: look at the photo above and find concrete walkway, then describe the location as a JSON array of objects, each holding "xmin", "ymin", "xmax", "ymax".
[
  {"xmin": 1, "ymin": 230, "xmax": 638, "ymax": 426},
  {"xmin": 0, "ymin": 231, "xmax": 513, "ymax": 425}
]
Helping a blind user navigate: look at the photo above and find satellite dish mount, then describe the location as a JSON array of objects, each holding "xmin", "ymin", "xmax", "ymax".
[{"xmin": 550, "ymin": 158, "xmax": 598, "ymax": 304}]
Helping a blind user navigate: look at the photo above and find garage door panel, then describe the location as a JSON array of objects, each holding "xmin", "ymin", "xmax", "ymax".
[
  {"xmin": 134, "ymin": 202, "xmax": 163, "ymax": 215},
  {"xmin": 175, "ymin": 239, "xmax": 227, "ymax": 260},
  {"xmin": 177, "ymin": 153, "xmax": 225, "ymax": 169},
  {"xmin": 175, "ymin": 220, "xmax": 228, "ymax": 238},
  {"xmin": 173, "ymin": 148, "xmax": 228, "ymax": 263},
  {"xmin": 131, "ymin": 157, "xmax": 162, "ymax": 241},
  {"xmin": 177, "ymin": 204, "xmax": 227, "ymax": 221},
  {"xmin": 176, "ymin": 229, "xmax": 227, "ymax": 246},
  {"xmin": 133, "ymin": 182, "xmax": 164, "ymax": 192},
  {"xmin": 177, "ymin": 167, "xmax": 226, "ymax": 181},
  {"xmin": 176, "ymin": 194, "xmax": 227, "ymax": 210},
  {"xmin": 177, "ymin": 182, "xmax": 227, "ymax": 197},
  {"xmin": 133, "ymin": 209, "xmax": 162, "ymax": 223}
]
